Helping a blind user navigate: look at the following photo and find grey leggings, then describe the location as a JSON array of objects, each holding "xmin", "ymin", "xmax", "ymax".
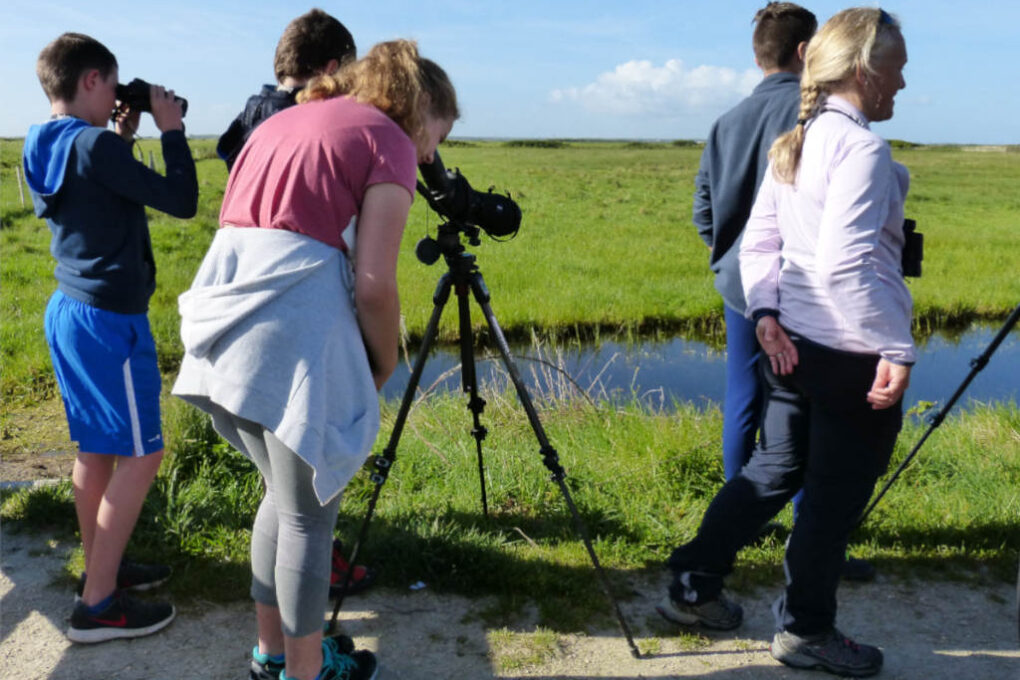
[{"xmin": 221, "ymin": 414, "xmax": 341, "ymax": 637}]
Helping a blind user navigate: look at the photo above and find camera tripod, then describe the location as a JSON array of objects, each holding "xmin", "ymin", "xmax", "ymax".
[{"xmin": 328, "ymin": 219, "xmax": 641, "ymax": 658}]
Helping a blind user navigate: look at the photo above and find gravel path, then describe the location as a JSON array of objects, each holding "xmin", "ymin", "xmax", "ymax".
[{"xmin": 2, "ymin": 529, "xmax": 1018, "ymax": 679}]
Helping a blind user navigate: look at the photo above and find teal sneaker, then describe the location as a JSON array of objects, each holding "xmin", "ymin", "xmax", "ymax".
[{"xmin": 250, "ymin": 633, "xmax": 356, "ymax": 680}]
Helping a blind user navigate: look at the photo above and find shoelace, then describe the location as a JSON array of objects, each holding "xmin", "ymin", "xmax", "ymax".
[
  {"xmin": 322, "ymin": 638, "xmax": 358, "ymax": 679},
  {"xmin": 833, "ymin": 630, "xmax": 861, "ymax": 652}
]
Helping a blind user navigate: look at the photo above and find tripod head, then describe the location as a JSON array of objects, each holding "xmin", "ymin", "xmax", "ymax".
[{"xmin": 414, "ymin": 216, "xmax": 479, "ymax": 266}]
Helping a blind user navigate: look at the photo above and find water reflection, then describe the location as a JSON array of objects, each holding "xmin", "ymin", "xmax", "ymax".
[{"xmin": 381, "ymin": 324, "xmax": 1019, "ymax": 411}]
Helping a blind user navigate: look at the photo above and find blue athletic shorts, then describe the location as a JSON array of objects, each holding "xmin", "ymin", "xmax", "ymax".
[{"xmin": 44, "ymin": 291, "xmax": 164, "ymax": 456}]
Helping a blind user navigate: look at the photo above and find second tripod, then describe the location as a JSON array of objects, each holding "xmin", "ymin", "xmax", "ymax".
[{"xmin": 329, "ymin": 220, "xmax": 641, "ymax": 658}]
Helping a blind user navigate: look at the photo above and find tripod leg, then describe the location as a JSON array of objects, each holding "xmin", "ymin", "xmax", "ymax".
[
  {"xmin": 328, "ymin": 273, "xmax": 452, "ymax": 630},
  {"xmin": 455, "ymin": 282, "xmax": 490, "ymax": 517},
  {"xmin": 468, "ymin": 275, "xmax": 556, "ymax": 465},
  {"xmin": 468, "ymin": 272, "xmax": 642, "ymax": 658},
  {"xmin": 385, "ymin": 272, "xmax": 455, "ymax": 452}
]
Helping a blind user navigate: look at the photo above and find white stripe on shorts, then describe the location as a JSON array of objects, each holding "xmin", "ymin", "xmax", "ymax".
[{"xmin": 122, "ymin": 357, "xmax": 144, "ymax": 456}]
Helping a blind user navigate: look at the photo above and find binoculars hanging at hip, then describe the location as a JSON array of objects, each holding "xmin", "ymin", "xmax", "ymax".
[{"xmin": 901, "ymin": 218, "xmax": 922, "ymax": 278}]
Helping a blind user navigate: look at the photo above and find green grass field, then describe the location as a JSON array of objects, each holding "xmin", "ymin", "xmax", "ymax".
[
  {"xmin": 1, "ymin": 136, "xmax": 1017, "ymax": 630},
  {"xmin": 3, "ymin": 137, "xmax": 1018, "ymax": 404}
]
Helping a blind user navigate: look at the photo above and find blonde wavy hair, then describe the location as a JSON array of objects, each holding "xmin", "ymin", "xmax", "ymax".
[
  {"xmin": 769, "ymin": 7, "xmax": 902, "ymax": 183},
  {"xmin": 298, "ymin": 39, "xmax": 459, "ymax": 151}
]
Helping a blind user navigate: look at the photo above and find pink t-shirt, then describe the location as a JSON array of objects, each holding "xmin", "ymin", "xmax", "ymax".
[{"xmin": 219, "ymin": 96, "xmax": 417, "ymax": 252}]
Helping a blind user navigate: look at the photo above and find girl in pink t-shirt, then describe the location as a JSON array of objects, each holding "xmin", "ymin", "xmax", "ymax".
[{"xmin": 175, "ymin": 40, "xmax": 458, "ymax": 680}]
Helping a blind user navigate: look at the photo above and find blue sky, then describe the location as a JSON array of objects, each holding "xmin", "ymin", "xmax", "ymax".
[{"xmin": 3, "ymin": 1, "xmax": 1018, "ymax": 143}]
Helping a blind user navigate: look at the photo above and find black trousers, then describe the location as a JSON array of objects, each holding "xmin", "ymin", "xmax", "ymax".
[{"xmin": 668, "ymin": 335, "xmax": 902, "ymax": 635}]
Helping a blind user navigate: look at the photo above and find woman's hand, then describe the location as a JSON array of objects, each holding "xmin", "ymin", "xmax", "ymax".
[
  {"xmin": 756, "ymin": 315, "xmax": 798, "ymax": 375},
  {"xmin": 867, "ymin": 359, "xmax": 910, "ymax": 409}
]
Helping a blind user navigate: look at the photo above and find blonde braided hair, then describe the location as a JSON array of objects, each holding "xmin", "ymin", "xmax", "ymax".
[{"xmin": 769, "ymin": 7, "xmax": 901, "ymax": 183}]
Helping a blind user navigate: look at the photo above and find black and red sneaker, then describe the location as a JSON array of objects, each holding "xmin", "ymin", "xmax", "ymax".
[
  {"xmin": 329, "ymin": 539, "xmax": 377, "ymax": 598},
  {"xmin": 67, "ymin": 590, "xmax": 175, "ymax": 643}
]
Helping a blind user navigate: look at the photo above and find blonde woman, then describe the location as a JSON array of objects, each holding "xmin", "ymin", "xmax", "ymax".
[
  {"xmin": 660, "ymin": 9, "xmax": 909, "ymax": 678},
  {"xmin": 173, "ymin": 40, "xmax": 458, "ymax": 680}
]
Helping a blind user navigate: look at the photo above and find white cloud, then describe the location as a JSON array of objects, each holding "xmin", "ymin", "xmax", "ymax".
[{"xmin": 550, "ymin": 59, "xmax": 760, "ymax": 117}]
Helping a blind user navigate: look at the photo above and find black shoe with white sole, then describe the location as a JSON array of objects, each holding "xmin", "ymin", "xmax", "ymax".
[{"xmin": 67, "ymin": 590, "xmax": 175, "ymax": 644}]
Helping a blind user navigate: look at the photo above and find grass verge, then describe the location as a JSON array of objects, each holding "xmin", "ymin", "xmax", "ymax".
[{"xmin": 3, "ymin": 392, "xmax": 1017, "ymax": 631}]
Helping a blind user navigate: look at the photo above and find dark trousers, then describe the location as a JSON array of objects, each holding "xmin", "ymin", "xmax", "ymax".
[
  {"xmin": 669, "ymin": 335, "xmax": 902, "ymax": 635},
  {"xmin": 723, "ymin": 306, "xmax": 804, "ymax": 517}
]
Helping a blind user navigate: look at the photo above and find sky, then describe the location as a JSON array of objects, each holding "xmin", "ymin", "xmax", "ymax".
[{"xmin": 2, "ymin": 0, "xmax": 1018, "ymax": 144}]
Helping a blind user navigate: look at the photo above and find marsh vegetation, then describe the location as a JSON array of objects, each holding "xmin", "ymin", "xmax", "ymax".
[{"xmin": 1, "ymin": 137, "xmax": 1017, "ymax": 629}]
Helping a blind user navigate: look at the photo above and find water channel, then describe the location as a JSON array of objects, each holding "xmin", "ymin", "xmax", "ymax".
[{"xmin": 381, "ymin": 323, "xmax": 1019, "ymax": 412}]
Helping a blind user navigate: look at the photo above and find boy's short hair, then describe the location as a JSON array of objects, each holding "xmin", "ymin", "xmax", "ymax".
[
  {"xmin": 273, "ymin": 8, "xmax": 356, "ymax": 82},
  {"xmin": 36, "ymin": 32, "xmax": 118, "ymax": 103},
  {"xmin": 752, "ymin": 2, "xmax": 817, "ymax": 70}
]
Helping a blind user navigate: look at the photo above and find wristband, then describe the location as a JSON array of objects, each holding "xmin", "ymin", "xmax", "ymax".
[{"xmin": 751, "ymin": 308, "xmax": 780, "ymax": 323}]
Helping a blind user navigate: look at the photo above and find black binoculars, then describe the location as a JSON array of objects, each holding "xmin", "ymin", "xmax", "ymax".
[{"xmin": 115, "ymin": 78, "xmax": 188, "ymax": 117}]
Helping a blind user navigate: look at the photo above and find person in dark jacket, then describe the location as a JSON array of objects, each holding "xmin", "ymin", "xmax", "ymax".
[
  {"xmin": 216, "ymin": 8, "xmax": 356, "ymax": 170},
  {"xmin": 22, "ymin": 32, "xmax": 197, "ymax": 644},
  {"xmin": 692, "ymin": 1, "xmax": 815, "ymax": 506}
]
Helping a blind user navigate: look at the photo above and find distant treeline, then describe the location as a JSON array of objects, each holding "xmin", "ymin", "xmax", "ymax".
[{"xmin": 499, "ymin": 139, "xmax": 704, "ymax": 149}]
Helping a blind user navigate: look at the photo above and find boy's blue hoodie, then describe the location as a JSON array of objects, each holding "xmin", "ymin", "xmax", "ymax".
[{"xmin": 23, "ymin": 117, "xmax": 198, "ymax": 314}]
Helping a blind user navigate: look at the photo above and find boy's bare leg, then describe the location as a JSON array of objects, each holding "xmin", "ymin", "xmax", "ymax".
[
  {"xmin": 72, "ymin": 452, "xmax": 115, "ymax": 577},
  {"xmin": 76, "ymin": 450, "xmax": 165, "ymax": 606}
]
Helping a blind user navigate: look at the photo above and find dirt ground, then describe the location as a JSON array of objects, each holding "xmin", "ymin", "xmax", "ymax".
[
  {"xmin": 0, "ymin": 399, "xmax": 78, "ymax": 484},
  {"xmin": 2, "ymin": 406, "xmax": 1019, "ymax": 679},
  {"xmin": 2, "ymin": 527, "xmax": 1018, "ymax": 680}
]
